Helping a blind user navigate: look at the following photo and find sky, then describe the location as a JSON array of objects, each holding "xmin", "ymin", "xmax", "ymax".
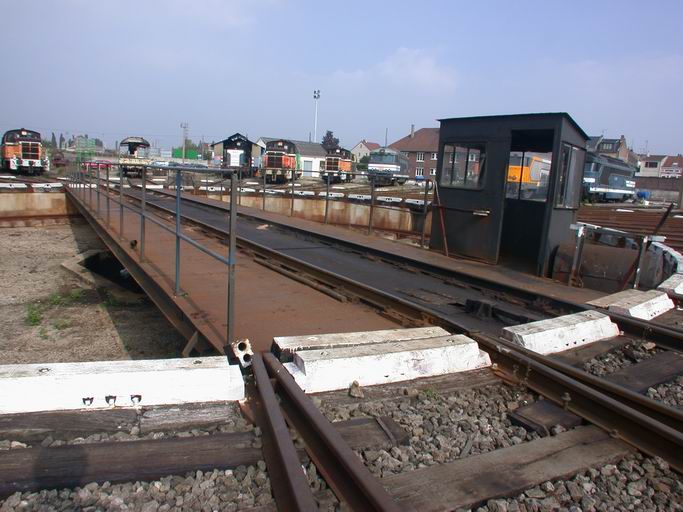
[{"xmin": 1, "ymin": 0, "xmax": 682, "ymax": 154}]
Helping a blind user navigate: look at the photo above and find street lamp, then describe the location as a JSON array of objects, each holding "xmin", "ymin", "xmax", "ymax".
[{"xmin": 313, "ymin": 90, "xmax": 321, "ymax": 143}]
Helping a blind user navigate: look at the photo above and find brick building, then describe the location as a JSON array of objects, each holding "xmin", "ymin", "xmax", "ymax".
[{"xmin": 389, "ymin": 126, "xmax": 439, "ymax": 179}]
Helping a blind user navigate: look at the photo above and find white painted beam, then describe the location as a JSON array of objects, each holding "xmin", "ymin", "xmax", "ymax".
[
  {"xmin": 502, "ymin": 311, "xmax": 620, "ymax": 355},
  {"xmin": 274, "ymin": 326, "xmax": 450, "ymax": 356},
  {"xmin": 588, "ymin": 289, "xmax": 674, "ymax": 320},
  {"xmin": 289, "ymin": 334, "xmax": 490, "ymax": 393},
  {"xmin": 658, "ymin": 273, "xmax": 683, "ymax": 300},
  {"xmin": 0, "ymin": 357, "xmax": 245, "ymax": 414}
]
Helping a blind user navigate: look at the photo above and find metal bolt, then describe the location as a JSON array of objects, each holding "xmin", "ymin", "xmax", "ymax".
[{"xmin": 561, "ymin": 392, "xmax": 572, "ymax": 410}]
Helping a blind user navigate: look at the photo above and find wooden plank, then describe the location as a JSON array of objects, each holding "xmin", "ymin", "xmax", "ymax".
[
  {"xmin": 139, "ymin": 401, "xmax": 243, "ymax": 434},
  {"xmin": 508, "ymin": 400, "xmax": 582, "ymax": 437},
  {"xmin": 551, "ymin": 336, "xmax": 631, "ymax": 366},
  {"xmin": 606, "ymin": 351, "xmax": 683, "ymax": 393},
  {"xmin": 0, "ymin": 357, "xmax": 245, "ymax": 413},
  {"xmin": 0, "ymin": 409, "xmax": 138, "ymax": 442},
  {"xmin": 273, "ymin": 327, "xmax": 450, "ymax": 358},
  {"xmin": 313, "ymin": 367, "xmax": 497, "ymax": 408},
  {"xmin": 384, "ymin": 426, "xmax": 631, "ymax": 511},
  {"xmin": 0, "ymin": 402, "xmax": 242, "ymax": 442},
  {"xmin": 0, "ymin": 415, "xmax": 406, "ymax": 497}
]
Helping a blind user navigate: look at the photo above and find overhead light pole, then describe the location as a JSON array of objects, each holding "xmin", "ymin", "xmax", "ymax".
[
  {"xmin": 180, "ymin": 122, "xmax": 189, "ymax": 163},
  {"xmin": 313, "ymin": 90, "xmax": 320, "ymax": 143}
]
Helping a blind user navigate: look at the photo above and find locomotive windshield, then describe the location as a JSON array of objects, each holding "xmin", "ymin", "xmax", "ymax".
[
  {"xmin": 3, "ymin": 130, "xmax": 41, "ymax": 143},
  {"xmin": 369, "ymin": 153, "xmax": 397, "ymax": 165}
]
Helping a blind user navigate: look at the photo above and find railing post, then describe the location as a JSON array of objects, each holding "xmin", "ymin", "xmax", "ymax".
[
  {"xmin": 96, "ymin": 164, "xmax": 101, "ymax": 217},
  {"xmin": 88, "ymin": 164, "xmax": 93, "ymax": 207},
  {"xmin": 140, "ymin": 166, "xmax": 146, "ymax": 262},
  {"xmin": 227, "ymin": 171, "xmax": 237, "ymax": 348},
  {"xmin": 262, "ymin": 168, "xmax": 266, "ymax": 211},
  {"xmin": 238, "ymin": 166, "xmax": 242, "ymax": 206},
  {"xmin": 106, "ymin": 165, "xmax": 110, "ymax": 226},
  {"xmin": 174, "ymin": 169, "xmax": 182, "ymax": 295},
  {"xmin": 119, "ymin": 166, "xmax": 124, "ymax": 240},
  {"xmin": 290, "ymin": 170, "xmax": 295, "ymax": 216},
  {"xmin": 569, "ymin": 224, "xmax": 586, "ymax": 287},
  {"xmin": 368, "ymin": 178, "xmax": 376, "ymax": 235},
  {"xmin": 420, "ymin": 179, "xmax": 430, "ymax": 247},
  {"xmin": 324, "ymin": 171, "xmax": 330, "ymax": 224},
  {"xmin": 633, "ymin": 235, "xmax": 649, "ymax": 289}
]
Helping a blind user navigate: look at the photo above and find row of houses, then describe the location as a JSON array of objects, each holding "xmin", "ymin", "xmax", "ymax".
[
  {"xmin": 210, "ymin": 134, "xmax": 329, "ymax": 177},
  {"xmin": 210, "ymin": 129, "xmax": 682, "ymax": 184}
]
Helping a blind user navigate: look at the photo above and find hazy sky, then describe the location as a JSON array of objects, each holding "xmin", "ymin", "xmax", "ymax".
[{"xmin": 2, "ymin": 0, "xmax": 681, "ymax": 154}]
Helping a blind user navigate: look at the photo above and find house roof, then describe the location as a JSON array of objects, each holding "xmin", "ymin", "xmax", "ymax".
[
  {"xmin": 352, "ymin": 140, "xmax": 380, "ymax": 151},
  {"xmin": 638, "ymin": 154, "xmax": 667, "ymax": 162},
  {"xmin": 389, "ymin": 128, "xmax": 439, "ymax": 152},
  {"xmin": 258, "ymin": 137, "xmax": 327, "ymax": 158},
  {"xmin": 662, "ymin": 155, "xmax": 683, "ymax": 168},
  {"xmin": 210, "ymin": 133, "xmax": 255, "ymax": 148},
  {"xmin": 587, "ymin": 136, "xmax": 603, "ymax": 152}
]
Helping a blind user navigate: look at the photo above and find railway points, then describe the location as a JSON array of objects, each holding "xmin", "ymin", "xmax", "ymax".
[{"xmin": 2, "ymin": 116, "xmax": 683, "ymax": 511}]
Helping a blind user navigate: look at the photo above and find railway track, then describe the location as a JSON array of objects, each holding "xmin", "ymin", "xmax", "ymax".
[
  {"xmin": 56, "ymin": 182, "xmax": 683, "ymax": 510},
  {"xmin": 0, "ymin": 173, "xmax": 65, "ymax": 192},
  {"xmin": 111, "ymin": 188, "xmax": 683, "ymax": 435},
  {"xmin": 578, "ymin": 205, "xmax": 683, "ymax": 254}
]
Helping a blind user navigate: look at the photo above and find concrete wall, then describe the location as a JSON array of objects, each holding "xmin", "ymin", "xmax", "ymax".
[
  {"xmin": 0, "ymin": 192, "xmax": 79, "ymax": 219},
  {"xmin": 207, "ymin": 194, "xmax": 431, "ymax": 234}
]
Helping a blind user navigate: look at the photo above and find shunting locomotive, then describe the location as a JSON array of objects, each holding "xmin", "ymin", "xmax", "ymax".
[
  {"xmin": 322, "ymin": 147, "xmax": 354, "ymax": 183},
  {"xmin": 367, "ymin": 147, "xmax": 409, "ymax": 185},
  {"xmin": 261, "ymin": 139, "xmax": 300, "ymax": 183},
  {"xmin": 582, "ymin": 152, "xmax": 636, "ymax": 202},
  {"xmin": 1, "ymin": 128, "xmax": 46, "ymax": 175}
]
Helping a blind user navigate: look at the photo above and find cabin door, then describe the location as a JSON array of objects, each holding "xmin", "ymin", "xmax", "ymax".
[{"xmin": 432, "ymin": 141, "xmax": 508, "ymax": 264}]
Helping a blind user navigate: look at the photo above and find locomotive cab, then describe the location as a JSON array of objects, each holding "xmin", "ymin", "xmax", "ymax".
[
  {"xmin": 323, "ymin": 147, "xmax": 353, "ymax": 183},
  {"xmin": 1, "ymin": 128, "xmax": 45, "ymax": 175},
  {"xmin": 262, "ymin": 139, "xmax": 299, "ymax": 183}
]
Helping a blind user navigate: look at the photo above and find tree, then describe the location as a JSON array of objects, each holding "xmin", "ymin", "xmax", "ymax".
[
  {"xmin": 321, "ymin": 130, "xmax": 339, "ymax": 151},
  {"xmin": 357, "ymin": 155, "xmax": 370, "ymax": 172},
  {"xmin": 59, "ymin": 133, "xmax": 65, "ymax": 149},
  {"xmin": 50, "ymin": 132, "xmax": 57, "ymax": 148}
]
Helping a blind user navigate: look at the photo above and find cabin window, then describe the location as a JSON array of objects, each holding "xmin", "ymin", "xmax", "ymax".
[
  {"xmin": 555, "ymin": 144, "xmax": 585, "ymax": 209},
  {"xmin": 505, "ymin": 151, "xmax": 552, "ymax": 202},
  {"xmin": 439, "ymin": 143, "xmax": 486, "ymax": 189}
]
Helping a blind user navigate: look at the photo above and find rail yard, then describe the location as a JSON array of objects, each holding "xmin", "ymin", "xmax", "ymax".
[{"xmin": 1, "ymin": 110, "xmax": 683, "ymax": 512}]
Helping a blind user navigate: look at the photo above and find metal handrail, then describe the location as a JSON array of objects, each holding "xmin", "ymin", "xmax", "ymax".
[{"xmin": 67, "ymin": 163, "xmax": 238, "ymax": 352}]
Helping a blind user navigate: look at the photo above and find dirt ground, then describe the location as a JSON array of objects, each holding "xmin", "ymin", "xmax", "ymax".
[{"xmin": 0, "ymin": 222, "xmax": 185, "ymax": 364}]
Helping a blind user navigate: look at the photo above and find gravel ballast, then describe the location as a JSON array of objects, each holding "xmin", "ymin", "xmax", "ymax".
[
  {"xmin": 472, "ymin": 453, "xmax": 682, "ymax": 512},
  {"xmin": 582, "ymin": 340, "xmax": 660, "ymax": 377},
  {"xmin": 321, "ymin": 383, "xmax": 539, "ymax": 477}
]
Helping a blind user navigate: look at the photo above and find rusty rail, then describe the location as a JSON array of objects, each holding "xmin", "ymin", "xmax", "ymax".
[
  {"xmin": 250, "ymin": 354, "xmax": 317, "ymax": 511},
  {"xmin": 262, "ymin": 353, "xmax": 401, "ymax": 512},
  {"xmin": 81, "ymin": 183, "xmax": 683, "ymax": 474}
]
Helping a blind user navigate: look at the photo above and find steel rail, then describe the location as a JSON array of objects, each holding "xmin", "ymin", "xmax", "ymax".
[
  {"xmin": 132, "ymin": 187, "xmax": 683, "ymax": 352},
  {"xmin": 262, "ymin": 353, "xmax": 402, "ymax": 512},
  {"xmin": 250, "ymin": 353, "xmax": 317, "ymax": 511},
  {"xmin": 102, "ymin": 188, "xmax": 683, "ymax": 470}
]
